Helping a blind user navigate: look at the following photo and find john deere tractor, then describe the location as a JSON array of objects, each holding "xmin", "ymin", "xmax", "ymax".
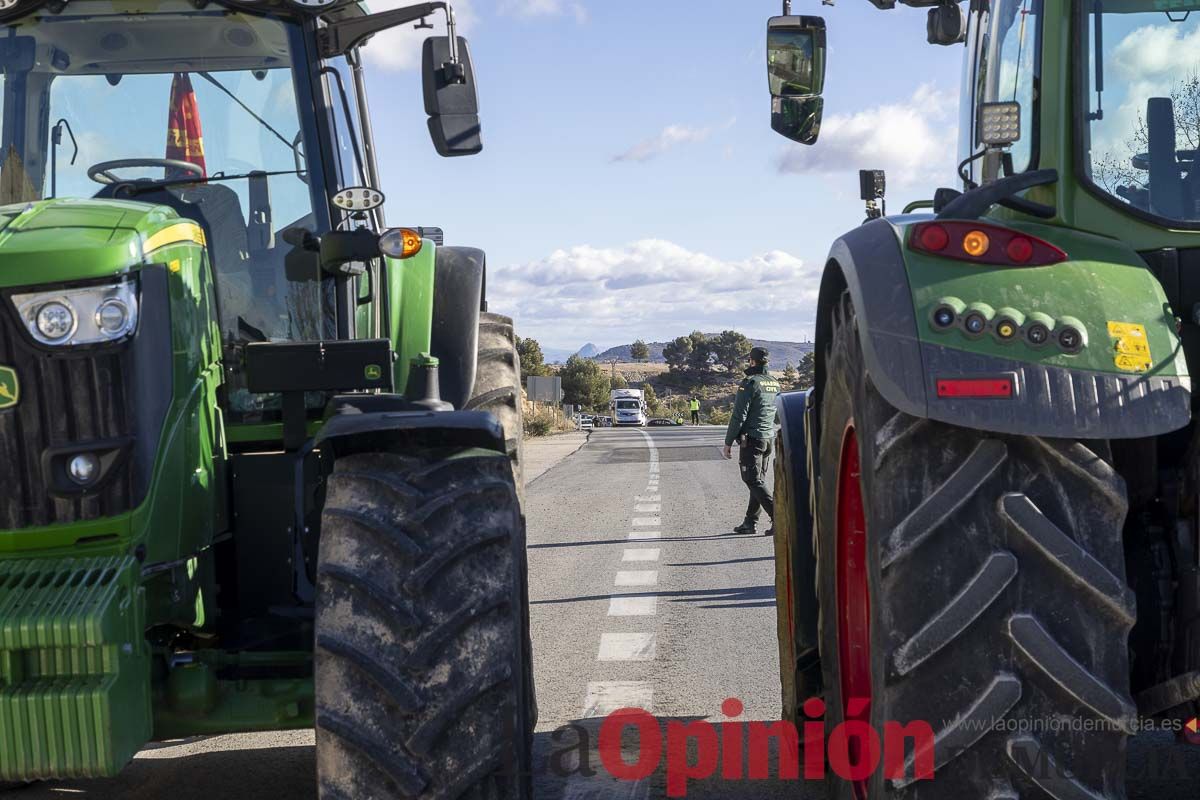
[
  {"xmin": 0, "ymin": 1, "xmax": 534, "ymax": 798},
  {"xmin": 768, "ymin": 1, "xmax": 1200, "ymax": 798}
]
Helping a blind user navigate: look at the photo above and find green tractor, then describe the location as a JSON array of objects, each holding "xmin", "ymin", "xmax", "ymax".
[
  {"xmin": 768, "ymin": 1, "xmax": 1200, "ymax": 798},
  {"xmin": 0, "ymin": 1, "xmax": 534, "ymax": 798}
]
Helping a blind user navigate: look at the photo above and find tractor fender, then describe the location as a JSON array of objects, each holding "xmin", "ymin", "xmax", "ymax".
[
  {"xmin": 819, "ymin": 218, "xmax": 1192, "ymax": 439},
  {"xmin": 316, "ymin": 404, "xmax": 506, "ymax": 459},
  {"xmin": 430, "ymin": 246, "xmax": 485, "ymax": 410}
]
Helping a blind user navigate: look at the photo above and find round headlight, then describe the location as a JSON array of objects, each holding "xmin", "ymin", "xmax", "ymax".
[
  {"xmin": 36, "ymin": 301, "xmax": 76, "ymax": 341},
  {"xmin": 68, "ymin": 453, "xmax": 100, "ymax": 485},
  {"xmin": 96, "ymin": 300, "xmax": 130, "ymax": 335}
]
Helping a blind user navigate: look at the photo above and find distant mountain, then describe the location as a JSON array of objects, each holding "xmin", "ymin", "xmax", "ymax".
[
  {"xmin": 541, "ymin": 347, "xmax": 576, "ymax": 365},
  {"xmin": 576, "ymin": 343, "xmax": 601, "ymax": 358},
  {"xmin": 596, "ymin": 337, "xmax": 814, "ymax": 366}
]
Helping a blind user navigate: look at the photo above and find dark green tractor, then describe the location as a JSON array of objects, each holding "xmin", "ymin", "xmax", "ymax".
[
  {"xmin": 0, "ymin": 1, "xmax": 534, "ymax": 798},
  {"xmin": 768, "ymin": 2, "xmax": 1200, "ymax": 799}
]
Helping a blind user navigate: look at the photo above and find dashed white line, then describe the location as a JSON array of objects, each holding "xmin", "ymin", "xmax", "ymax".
[
  {"xmin": 614, "ymin": 570, "xmax": 657, "ymax": 586},
  {"xmin": 631, "ymin": 517, "xmax": 660, "ymax": 526},
  {"xmin": 627, "ymin": 530, "xmax": 661, "ymax": 540},
  {"xmin": 635, "ymin": 495, "xmax": 661, "ymax": 502},
  {"xmin": 623, "ymin": 548, "xmax": 660, "ymax": 562},
  {"xmin": 598, "ymin": 632, "xmax": 657, "ymax": 661},
  {"xmin": 634, "ymin": 503, "xmax": 660, "ymax": 513},
  {"xmin": 582, "ymin": 681, "xmax": 654, "ymax": 718},
  {"xmin": 608, "ymin": 596, "xmax": 658, "ymax": 616}
]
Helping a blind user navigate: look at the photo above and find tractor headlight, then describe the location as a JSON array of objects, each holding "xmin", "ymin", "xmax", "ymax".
[{"xmin": 13, "ymin": 279, "xmax": 139, "ymax": 346}]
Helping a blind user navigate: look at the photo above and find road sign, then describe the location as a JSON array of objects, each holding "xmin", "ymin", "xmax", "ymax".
[{"xmin": 527, "ymin": 375, "xmax": 563, "ymax": 403}]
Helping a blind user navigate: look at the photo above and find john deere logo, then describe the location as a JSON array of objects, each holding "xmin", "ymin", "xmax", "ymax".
[
  {"xmin": 364, "ymin": 364, "xmax": 383, "ymax": 381},
  {"xmin": 0, "ymin": 366, "xmax": 18, "ymax": 410}
]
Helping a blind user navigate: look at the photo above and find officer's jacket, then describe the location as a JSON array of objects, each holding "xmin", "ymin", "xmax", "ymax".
[{"xmin": 724, "ymin": 366, "xmax": 781, "ymax": 446}]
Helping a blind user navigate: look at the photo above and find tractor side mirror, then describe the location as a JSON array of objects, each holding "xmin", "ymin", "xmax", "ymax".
[
  {"xmin": 423, "ymin": 36, "xmax": 482, "ymax": 157},
  {"xmin": 767, "ymin": 15, "xmax": 826, "ymax": 145}
]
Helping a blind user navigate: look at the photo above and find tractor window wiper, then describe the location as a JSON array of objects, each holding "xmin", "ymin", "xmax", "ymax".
[{"xmin": 197, "ymin": 71, "xmax": 297, "ymax": 154}]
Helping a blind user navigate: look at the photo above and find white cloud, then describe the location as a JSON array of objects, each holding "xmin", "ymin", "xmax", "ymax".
[
  {"xmin": 613, "ymin": 124, "xmax": 712, "ymax": 163},
  {"xmin": 776, "ymin": 84, "xmax": 958, "ymax": 187},
  {"xmin": 361, "ymin": 0, "xmax": 476, "ymax": 72},
  {"xmin": 489, "ymin": 239, "xmax": 819, "ymax": 346}
]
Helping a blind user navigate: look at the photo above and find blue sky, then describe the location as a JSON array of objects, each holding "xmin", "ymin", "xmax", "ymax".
[{"xmin": 364, "ymin": 0, "xmax": 962, "ymax": 353}]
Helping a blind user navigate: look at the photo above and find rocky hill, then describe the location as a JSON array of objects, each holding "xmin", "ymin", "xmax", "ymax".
[{"xmin": 596, "ymin": 337, "xmax": 814, "ymax": 366}]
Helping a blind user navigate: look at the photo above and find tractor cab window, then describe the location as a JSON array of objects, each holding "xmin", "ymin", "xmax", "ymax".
[
  {"xmin": 963, "ymin": 0, "xmax": 1041, "ymax": 183},
  {"xmin": 0, "ymin": 0, "xmax": 339, "ymax": 420},
  {"xmin": 1082, "ymin": 2, "xmax": 1200, "ymax": 224}
]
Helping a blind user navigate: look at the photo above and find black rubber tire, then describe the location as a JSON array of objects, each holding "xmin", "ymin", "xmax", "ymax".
[
  {"xmin": 815, "ymin": 291, "xmax": 1135, "ymax": 799},
  {"xmin": 314, "ymin": 450, "xmax": 534, "ymax": 800},
  {"xmin": 466, "ymin": 312, "xmax": 523, "ymax": 493}
]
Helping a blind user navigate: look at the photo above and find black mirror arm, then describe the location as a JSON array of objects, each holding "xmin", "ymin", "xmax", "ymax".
[
  {"xmin": 318, "ymin": 2, "xmax": 445, "ymax": 57},
  {"xmin": 936, "ymin": 168, "xmax": 1059, "ymax": 220}
]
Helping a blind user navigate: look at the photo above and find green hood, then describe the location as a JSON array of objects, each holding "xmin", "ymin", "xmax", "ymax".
[{"xmin": 0, "ymin": 198, "xmax": 182, "ymax": 288}]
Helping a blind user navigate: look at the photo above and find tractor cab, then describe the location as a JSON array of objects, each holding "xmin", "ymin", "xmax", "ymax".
[{"xmin": 0, "ymin": 0, "xmax": 478, "ymax": 422}]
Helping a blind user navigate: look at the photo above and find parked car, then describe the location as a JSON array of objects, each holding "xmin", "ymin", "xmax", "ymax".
[{"xmin": 577, "ymin": 415, "xmax": 594, "ymax": 431}]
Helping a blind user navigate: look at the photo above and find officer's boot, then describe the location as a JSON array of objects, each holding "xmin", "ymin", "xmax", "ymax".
[{"xmin": 733, "ymin": 518, "xmax": 757, "ymax": 535}]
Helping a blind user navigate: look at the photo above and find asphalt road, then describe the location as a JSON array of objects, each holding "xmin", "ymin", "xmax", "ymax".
[{"xmin": 14, "ymin": 425, "xmax": 1200, "ymax": 798}]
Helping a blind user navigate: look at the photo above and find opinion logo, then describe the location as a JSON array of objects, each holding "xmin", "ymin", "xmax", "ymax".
[
  {"xmin": 0, "ymin": 365, "xmax": 18, "ymax": 410},
  {"xmin": 1186, "ymin": 717, "xmax": 1200, "ymax": 745},
  {"xmin": 595, "ymin": 697, "xmax": 935, "ymax": 797}
]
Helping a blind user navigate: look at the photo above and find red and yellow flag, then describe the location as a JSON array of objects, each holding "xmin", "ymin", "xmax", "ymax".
[{"xmin": 165, "ymin": 73, "xmax": 206, "ymax": 179}]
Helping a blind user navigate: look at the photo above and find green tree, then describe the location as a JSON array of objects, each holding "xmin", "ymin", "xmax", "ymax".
[
  {"xmin": 642, "ymin": 383, "xmax": 660, "ymax": 415},
  {"xmin": 516, "ymin": 336, "xmax": 549, "ymax": 380},
  {"xmin": 686, "ymin": 330, "xmax": 713, "ymax": 373},
  {"xmin": 796, "ymin": 351, "xmax": 816, "ymax": 390},
  {"xmin": 610, "ymin": 373, "xmax": 629, "ymax": 390},
  {"xmin": 782, "ymin": 361, "xmax": 799, "ymax": 387},
  {"xmin": 714, "ymin": 330, "xmax": 753, "ymax": 373},
  {"xmin": 560, "ymin": 354, "xmax": 609, "ymax": 410},
  {"xmin": 662, "ymin": 335, "xmax": 693, "ymax": 373},
  {"xmin": 630, "ymin": 339, "xmax": 650, "ymax": 362}
]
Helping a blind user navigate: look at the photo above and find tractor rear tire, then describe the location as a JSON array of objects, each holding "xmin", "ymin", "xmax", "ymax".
[
  {"xmin": 467, "ymin": 312, "xmax": 524, "ymax": 492},
  {"xmin": 315, "ymin": 449, "xmax": 533, "ymax": 800},
  {"xmin": 815, "ymin": 291, "xmax": 1135, "ymax": 799}
]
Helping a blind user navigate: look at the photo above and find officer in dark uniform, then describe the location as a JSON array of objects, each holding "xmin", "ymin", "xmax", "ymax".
[{"xmin": 722, "ymin": 347, "xmax": 781, "ymax": 535}]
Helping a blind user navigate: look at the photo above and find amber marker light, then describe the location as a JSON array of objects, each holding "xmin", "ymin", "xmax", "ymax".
[
  {"xmin": 962, "ymin": 230, "xmax": 990, "ymax": 257},
  {"xmin": 379, "ymin": 228, "xmax": 424, "ymax": 259}
]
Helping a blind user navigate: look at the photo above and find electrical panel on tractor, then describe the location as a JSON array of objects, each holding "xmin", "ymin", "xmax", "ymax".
[
  {"xmin": 768, "ymin": 2, "xmax": 1200, "ymax": 798},
  {"xmin": 0, "ymin": 2, "xmax": 534, "ymax": 798}
]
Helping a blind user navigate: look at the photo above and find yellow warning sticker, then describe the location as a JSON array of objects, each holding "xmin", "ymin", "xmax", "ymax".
[
  {"xmin": 1108, "ymin": 321, "xmax": 1152, "ymax": 372},
  {"xmin": 1114, "ymin": 353, "xmax": 1152, "ymax": 372},
  {"xmin": 1107, "ymin": 321, "xmax": 1147, "ymax": 339}
]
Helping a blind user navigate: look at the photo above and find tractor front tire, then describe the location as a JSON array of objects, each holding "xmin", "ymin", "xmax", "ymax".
[
  {"xmin": 467, "ymin": 312, "xmax": 524, "ymax": 491},
  {"xmin": 315, "ymin": 449, "xmax": 533, "ymax": 800},
  {"xmin": 815, "ymin": 291, "xmax": 1136, "ymax": 799}
]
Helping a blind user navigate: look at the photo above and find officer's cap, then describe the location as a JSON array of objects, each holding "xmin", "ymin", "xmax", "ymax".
[{"xmin": 750, "ymin": 346, "xmax": 769, "ymax": 363}]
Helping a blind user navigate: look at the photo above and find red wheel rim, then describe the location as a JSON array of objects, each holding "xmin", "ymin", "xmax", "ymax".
[{"xmin": 836, "ymin": 425, "xmax": 871, "ymax": 800}]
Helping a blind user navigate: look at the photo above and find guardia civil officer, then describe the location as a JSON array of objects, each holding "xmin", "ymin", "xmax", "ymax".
[{"xmin": 721, "ymin": 347, "xmax": 781, "ymax": 535}]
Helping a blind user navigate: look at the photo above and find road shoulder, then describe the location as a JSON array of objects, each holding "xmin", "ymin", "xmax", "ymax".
[{"xmin": 525, "ymin": 431, "xmax": 589, "ymax": 484}]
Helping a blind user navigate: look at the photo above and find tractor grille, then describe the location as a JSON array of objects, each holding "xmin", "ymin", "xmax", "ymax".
[{"xmin": 0, "ymin": 314, "xmax": 135, "ymax": 530}]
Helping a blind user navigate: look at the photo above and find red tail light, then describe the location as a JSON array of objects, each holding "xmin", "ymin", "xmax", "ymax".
[{"xmin": 909, "ymin": 221, "xmax": 1067, "ymax": 266}]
